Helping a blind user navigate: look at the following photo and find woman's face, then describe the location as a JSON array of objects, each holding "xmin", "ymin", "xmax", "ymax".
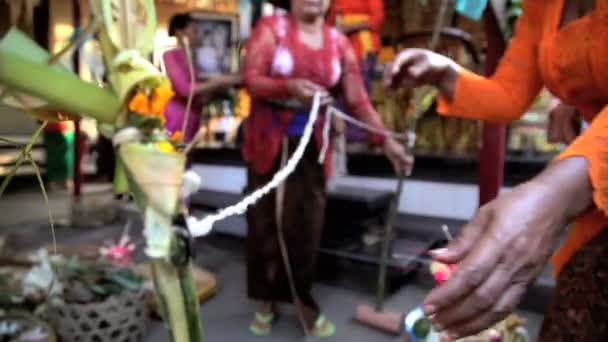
[
  {"xmin": 179, "ymin": 23, "xmax": 197, "ymax": 44},
  {"xmin": 291, "ymin": 0, "xmax": 330, "ymax": 19}
]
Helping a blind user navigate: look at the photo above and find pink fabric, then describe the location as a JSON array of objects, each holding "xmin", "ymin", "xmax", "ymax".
[
  {"xmin": 163, "ymin": 48, "xmax": 202, "ymax": 142},
  {"xmin": 242, "ymin": 15, "xmax": 386, "ymax": 177}
]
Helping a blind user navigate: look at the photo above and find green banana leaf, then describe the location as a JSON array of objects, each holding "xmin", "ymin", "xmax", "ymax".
[
  {"xmin": 118, "ymin": 142, "xmax": 185, "ymax": 217},
  {"xmin": 109, "ymin": 50, "xmax": 164, "ymax": 105},
  {"xmin": 0, "ymin": 28, "xmax": 120, "ymax": 124},
  {"xmin": 99, "ymin": 0, "xmax": 158, "ymax": 56}
]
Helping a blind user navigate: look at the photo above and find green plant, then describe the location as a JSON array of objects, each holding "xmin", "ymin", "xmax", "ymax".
[
  {"xmin": 53, "ymin": 258, "xmax": 143, "ymax": 304},
  {"xmin": 0, "ymin": 2, "xmax": 205, "ymax": 341}
]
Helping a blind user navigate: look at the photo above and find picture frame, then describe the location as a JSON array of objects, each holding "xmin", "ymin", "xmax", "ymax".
[{"xmin": 189, "ymin": 11, "xmax": 240, "ymax": 79}]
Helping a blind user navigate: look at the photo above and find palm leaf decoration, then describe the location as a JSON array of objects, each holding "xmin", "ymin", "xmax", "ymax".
[{"xmin": 0, "ymin": 1, "xmax": 204, "ymax": 341}]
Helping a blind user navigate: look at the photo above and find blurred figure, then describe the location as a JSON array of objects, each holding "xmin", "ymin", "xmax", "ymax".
[
  {"xmin": 164, "ymin": 13, "xmax": 240, "ymax": 144},
  {"xmin": 547, "ymin": 98, "xmax": 580, "ymax": 145},
  {"xmin": 328, "ymin": 0, "xmax": 385, "ymax": 144},
  {"xmin": 243, "ymin": 0, "xmax": 411, "ymax": 338},
  {"xmin": 328, "ymin": 0, "xmax": 384, "ymax": 92}
]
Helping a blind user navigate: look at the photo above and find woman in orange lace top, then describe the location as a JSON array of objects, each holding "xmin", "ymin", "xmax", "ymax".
[{"xmin": 388, "ymin": 0, "xmax": 608, "ymax": 340}]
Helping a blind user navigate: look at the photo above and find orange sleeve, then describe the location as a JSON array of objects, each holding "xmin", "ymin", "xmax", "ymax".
[
  {"xmin": 554, "ymin": 109, "xmax": 608, "ymax": 214},
  {"xmin": 368, "ymin": 0, "xmax": 385, "ymax": 31},
  {"xmin": 437, "ymin": 1, "xmax": 544, "ymax": 122},
  {"xmin": 550, "ymin": 108, "xmax": 608, "ymax": 276}
]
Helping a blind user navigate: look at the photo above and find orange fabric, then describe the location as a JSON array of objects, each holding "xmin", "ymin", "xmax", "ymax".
[
  {"xmin": 438, "ymin": 0, "xmax": 608, "ymax": 275},
  {"xmin": 327, "ymin": 0, "xmax": 384, "ymax": 58},
  {"xmin": 551, "ymin": 109, "xmax": 608, "ymax": 275}
]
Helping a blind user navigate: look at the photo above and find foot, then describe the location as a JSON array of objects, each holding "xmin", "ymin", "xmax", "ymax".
[
  {"xmin": 312, "ymin": 315, "xmax": 336, "ymax": 339},
  {"xmin": 249, "ymin": 311, "xmax": 275, "ymax": 336}
]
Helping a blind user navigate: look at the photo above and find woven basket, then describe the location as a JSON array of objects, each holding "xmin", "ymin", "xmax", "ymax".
[{"xmin": 48, "ymin": 289, "xmax": 148, "ymax": 342}]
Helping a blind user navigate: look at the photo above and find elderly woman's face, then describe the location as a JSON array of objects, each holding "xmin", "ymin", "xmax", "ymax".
[{"xmin": 291, "ymin": 0, "xmax": 330, "ymax": 18}]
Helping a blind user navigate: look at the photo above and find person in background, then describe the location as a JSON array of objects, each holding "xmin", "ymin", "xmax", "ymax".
[
  {"xmin": 164, "ymin": 13, "xmax": 241, "ymax": 146},
  {"xmin": 43, "ymin": 120, "xmax": 74, "ymax": 191},
  {"xmin": 328, "ymin": 0, "xmax": 384, "ymax": 93},
  {"xmin": 547, "ymin": 98, "xmax": 580, "ymax": 145},
  {"xmin": 243, "ymin": 0, "xmax": 411, "ymax": 338},
  {"xmin": 327, "ymin": 0, "xmax": 384, "ymax": 145},
  {"xmin": 387, "ymin": 0, "xmax": 608, "ymax": 340}
]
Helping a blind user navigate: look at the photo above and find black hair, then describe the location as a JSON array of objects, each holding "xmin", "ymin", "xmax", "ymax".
[{"xmin": 168, "ymin": 13, "xmax": 192, "ymax": 37}]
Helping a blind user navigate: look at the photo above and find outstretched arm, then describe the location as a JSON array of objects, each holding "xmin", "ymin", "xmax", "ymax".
[{"xmin": 387, "ymin": 1, "xmax": 545, "ymax": 123}]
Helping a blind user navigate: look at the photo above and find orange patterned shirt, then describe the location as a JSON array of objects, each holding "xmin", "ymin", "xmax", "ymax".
[{"xmin": 438, "ymin": 0, "xmax": 608, "ymax": 275}]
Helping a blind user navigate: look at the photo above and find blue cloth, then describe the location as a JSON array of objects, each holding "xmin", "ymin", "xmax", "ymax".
[
  {"xmin": 455, "ymin": 0, "xmax": 488, "ymax": 21},
  {"xmin": 287, "ymin": 110, "xmax": 310, "ymax": 136}
]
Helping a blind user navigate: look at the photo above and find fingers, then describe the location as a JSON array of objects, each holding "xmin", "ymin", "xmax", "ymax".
[
  {"xmin": 386, "ymin": 49, "xmax": 425, "ymax": 88},
  {"xmin": 430, "ymin": 260, "xmax": 511, "ymax": 330},
  {"xmin": 429, "ymin": 207, "xmax": 492, "ymax": 264},
  {"xmin": 385, "ymin": 140, "xmax": 414, "ymax": 176},
  {"xmin": 393, "ymin": 154, "xmax": 413, "ymax": 176},
  {"xmin": 320, "ymin": 95, "xmax": 335, "ymax": 107},
  {"xmin": 424, "ymin": 211, "xmax": 504, "ymax": 316},
  {"xmin": 442, "ymin": 283, "xmax": 527, "ymax": 340}
]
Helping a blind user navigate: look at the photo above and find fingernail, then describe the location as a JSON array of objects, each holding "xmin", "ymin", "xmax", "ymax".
[
  {"xmin": 433, "ymin": 323, "xmax": 444, "ymax": 332},
  {"xmin": 423, "ymin": 305, "xmax": 437, "ymax": 315},
  {"xmin": 450, "ymin": 332, "xmax": 460, "ymax": 340},
  {"xmin": 439, "ymin": 332, "xmax": 451, "ymax": 342},
  {"xmin": 429, "ymin": 248, "xmax": 448, "ymax": 256}
]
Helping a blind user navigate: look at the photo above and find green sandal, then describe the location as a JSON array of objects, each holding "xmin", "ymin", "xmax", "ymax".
[
  {"xmin": 249, "ymin": 312, "xmax": 275, "ymax": 336},
  {"xmin": 312, "ymin": 315, "xmax": 336, "ymax": 339}
]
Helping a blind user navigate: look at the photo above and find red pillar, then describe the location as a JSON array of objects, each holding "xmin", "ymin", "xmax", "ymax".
[
  {"xmin": 72, "ymin": 0, "xmax": 84, "ymax": 197},
  {"xmin": 478, "ymin": 8, "xmax": 508, "ymax": 206}
]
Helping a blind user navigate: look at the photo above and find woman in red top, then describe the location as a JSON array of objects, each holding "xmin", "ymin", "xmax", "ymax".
[{"xmin": 243, "ymin": 0, "xmax": 410, "ymax": 337}]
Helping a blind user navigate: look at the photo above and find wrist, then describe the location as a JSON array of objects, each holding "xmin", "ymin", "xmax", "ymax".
[
  {"xmin": 437, "ymin": 65, "xmax": 459, "ymax": 101},
  {"xmin": 286, "ymin": 79, "xmax": 296, "ymax": 94},
  {"xmin": 531, "ymin": 157, "xmax": 592, "ymax": 220}
]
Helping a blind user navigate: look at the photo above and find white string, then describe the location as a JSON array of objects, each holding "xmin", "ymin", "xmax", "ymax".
[
  {"xmin": 188, "ymin": 93, "xmax": 322, "ymax": 237},
  {"xmin": 318, "ymin": 106, "xmax": 412, "ymax": 165},
  {"xmin": 329, "ymin": 106, "xmax": 409, "ymax": 140},
  {"xmin": 188, "ymin": 94, "xmax": 418, "ymax": 237}
]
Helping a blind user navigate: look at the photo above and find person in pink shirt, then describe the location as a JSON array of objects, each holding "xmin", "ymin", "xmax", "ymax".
[{"xmin": 163, "ymin": 13, "xmax": 241, "ymax": 144}]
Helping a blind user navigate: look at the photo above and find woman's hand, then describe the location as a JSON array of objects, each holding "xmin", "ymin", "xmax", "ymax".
[
  {"xmin": 195, "ymin": 74, "xmax": 242, "ymax": 95},
  {"xmin": 287, "ymin": 79, "xmax": 332, "ymax": 107},
  {"xmin": 384, "ymin": 48, "xmax": 459, "ymax": 100},
  {"xmin": 383, "ymin": 138, "xmax": 414, "ymax": 176},
  {"xmin": 547, "ymin": 101, "xmax": 579, "ymax": 144},
  {"xmin": 218, "ymin": 73, "xmax": 243, "ymax": 87},
  {"xmin": 422, "ymin": 157, "xmax": 592, "ymax": 340}
]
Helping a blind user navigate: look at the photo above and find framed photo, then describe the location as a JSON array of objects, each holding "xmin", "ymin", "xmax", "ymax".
[{"xmin": 189, "ymin": 12, "xmax": 240, "ymax": 78}]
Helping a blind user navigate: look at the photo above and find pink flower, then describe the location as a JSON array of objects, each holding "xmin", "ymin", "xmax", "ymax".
[{"xmin": 99, "ymin": 235, "xmax": 136, "ymax": 266}]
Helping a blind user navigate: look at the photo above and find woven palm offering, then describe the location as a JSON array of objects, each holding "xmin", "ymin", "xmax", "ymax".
[{"xmin": 404, "ymin": 261, "xmax": 530, "ymax": 342}]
